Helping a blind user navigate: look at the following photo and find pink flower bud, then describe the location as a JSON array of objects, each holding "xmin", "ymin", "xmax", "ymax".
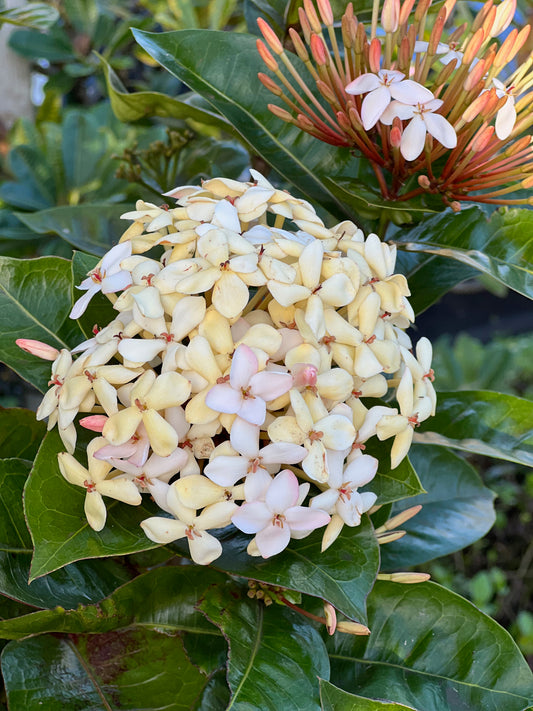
[
  {"xmin": 79, "ymin": 415, "xmax": 108, "ymax": 432},
  {"xmin": 291, "ymin": 363, "xmax": 318, "ymax": 388},
  {"xmin": 490, "ymin": 0, "xmax": 516, "ymax": 38},
  {"xmin": 15, "ymin": 339, "xmax": 59, "ymax": 361},
  {"xmin": 368, "ymin": 38, "xmax": 382, "ymax": 73}
]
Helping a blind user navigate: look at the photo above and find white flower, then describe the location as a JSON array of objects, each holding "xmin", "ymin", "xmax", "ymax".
[
  {"xmin": 381, "ymin": 98, "xmax": 457, "ymax": 160},
  {"xmin": 492, "ymin": 78, "xmax": 516, "ymax": 140},
  {"xmin": 231, "ymin": 469, "xmax": 330, "ymax": 558},
  {"xmin": 70, "ymin": 242, "xmax": 133, "ymax": 319},
  {"xmin": 345, "ymin": 70, "xmax": 434, "ymax": 130}
]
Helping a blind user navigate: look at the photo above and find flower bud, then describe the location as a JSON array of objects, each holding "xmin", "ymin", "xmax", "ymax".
[
  {"xmin": 323, "ymin": 602, "xmax": 337, "ymax": 635},
  {"xmin": 310, "ymin": 33, "xmax": 328, "ymax": 65},
  {"xmin": 256, "ymin": 39, "xmax": 279, "ymax": 72},
  {"xmin": 16, "ymin": 339, "xmax": 59, "ymax": 361},
  {"xmin": 79, "ymin": 415, "xmax": 108, "ymax": 432},
  {"xmin": 490, "ymin": 0, "xmax": 516, "ymax": 38},
  {"xmin": 381, "ymin": 0, "xmax": 400, "ymax": 33},
  {"xmin": 257, "ymin": 18, "xmax": 283, "ymax": 54},
  {"xmin": 303, "ymin": 0, "xmax": 322, "ymax": 34},
  {"xmin": 317, "ymin": 0, "xmax": 334, "ymax": 27},
  {"xmin": 369, "ymin": 37, "xmax": 382, "ymax": 73}
]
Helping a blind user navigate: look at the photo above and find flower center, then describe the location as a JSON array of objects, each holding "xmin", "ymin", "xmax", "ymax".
[
  {"xmin": 84, "ymin": 479, "xmax": 96, "ymax": 493},
  {"xmin": 272, "ymin": 513, "xmax": 286, "ymax": 528},
  {"xmin": 185, "ymin": 524, "xmax": 201, "ymax": 540},
  {"xmin": 90, "ymin": 267, "xmax": 103, "ymax": 284}
]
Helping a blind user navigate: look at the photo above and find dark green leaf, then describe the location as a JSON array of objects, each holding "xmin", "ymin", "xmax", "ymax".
[
  {"xmin": 132, "ymin": 29, "xmax": 366, "ymax": 219},
  {"xmin": 0, "ymin": 2, "xmax": 59, "ymax": 30},
  {"xmin": 327, "ymin": 581, "xmax": 533, "ymax": 711},
  {"xmin": 416, "ymin": 390, "xmax": 533, "ymax": 467},
  {"xmin": 1, "ymin": 629, "xmax": 208, "ymax": 710},
  {"xmin": 380, "ymin": 445, "xmax": 495, "ymax": 569},
  {"xmin": 0, "ymin": 409, "xmax": 46, "ymax": 460},
  {"xmin": 0, "ymin": 553, "xmax": 133, "ymax": 610},
  {"xmin": 319, "ymin": 680, "xmax": 417, "ymax": 710},
  {"xmin": 363, "ymin": 439, "xmax": 424, "ymax": 505},
  {"xmin": 25, "ymin": 430, "xmax": 160, "ymax": 581},
  {"xmin": 0, "ymin": 565, "xmax": 226, "ymax": 639},
  {"xmin": 8, "ymin": 28, "xmax": 75, "ymax": 62},
  {"xmin": 396, "ymin": 207, "xmax": 533, "ymax": 301},
  {"xmin": 200, "ymin": 583, "xmax": 329, "ymax": 710},
  {"xmin": 0, "ymin": 256, "xmax": 81, "ymax": 392},
  {"xmin": 0, "ymin": 459, "xmax": 32, "ymax": 553},
  {"xmin": 204, "ymin": 515, "xmax": 379, "ymax": 623},
  {"xmin": 101, "ymin": 55, "xmax": 236, "ymax": 134},
  {"xmin": 244, "ymin": 0, "xmax": 286, "ymax": 36},
  {"xmin": 15, "ymin": 204, "xmax": 129, "ymax": 256}
]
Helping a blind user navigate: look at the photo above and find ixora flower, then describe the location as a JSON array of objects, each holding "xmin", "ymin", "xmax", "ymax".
[{"xmin": 23, "ymin": 172, "xmax": 435, "ymax": 564}]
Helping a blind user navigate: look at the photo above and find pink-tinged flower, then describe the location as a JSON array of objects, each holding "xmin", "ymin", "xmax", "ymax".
[
  {"xmin": 70, "ymin": 242, "xmax": 133, "ymax": 319},
  {"xmin": 204, "ymin": 419, "xmax": 306, "ymax": 487},
  {"xmin": 231, "ymin": 469, "xmax": 330, "ymax": 558},
  {"xmin": 205, "ymin": 344, "xmax": 293, "ymax": 426},
  {"xmin": 345, "ymin": 70, "xmax": 433, "ymax": 130},
  {"xmin": 381, "ymin": 98, "xmax": 457, "ymax": 160}
]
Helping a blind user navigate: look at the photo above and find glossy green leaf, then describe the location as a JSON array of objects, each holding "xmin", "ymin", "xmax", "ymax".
[
  {"xmin": 1, "ymin": 629, "xmax": 208, "ymax": 711},
  {"xmin": 15, "ymin": 204, "xmax": 128, "ymax": 256},
  {"xmin": 416, "ymin": 390, "xmax": 533, "ymax": 467},
  {"xmin": 0, "ymin": 553, "xmax": 133, "ymax": 611},
  {"xmin": 319, "ymin": 681, "xmax": 417, "ymax": 710},
  {"xmin": 380, "ymin": 445, "xmax": 495, "ymax": 569},
  {"xmin": 0, "ymin": 409, "xmax": 46, "ymax": 460},
  {"xmin": 0, "ymin": 3, "xmax": 59, "ymax": 31},
  {"xmin": 396, "ymin": 250, "xmax": 476, "ymax": 315},
  {"xmin": 0, "ymin": 459, "xmax": 32, "ymax": 553},
  {"xmin": 327, "ymin": 581, "xmax": 533, "ymax": 711},
  {"xmin": 0, "ymin": 565, "xmax": 226, "ymax": 639},
  {"xmin": 132, "ymin": 29, "xmax": 362, "ymax": 218},
  {"xmin": 101, "ymin": 55, "xmax": 236, "ymax": 134},
  {"xmin": 396, "ymin": 207, "xmax": 533, "ymax": 300},
  {"xmin": 25, "ymin": 430, "xmax": 160, "ymax": 581},
  {"xmin": 200, "ymin": 583, "xmax": 329, "ymax": 710},
  {"xmin": 363, "ymin": 439, "xmax": 424, "ymax": 505},
  {"xmin": 0, "ymin": 256, "xmax": 81, "ymax": 392},
  {"xmin": 203, "ymin": 515, "xmax": 379, "ymax": 623}
]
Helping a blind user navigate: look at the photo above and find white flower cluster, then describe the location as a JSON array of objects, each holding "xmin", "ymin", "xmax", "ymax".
[{"xmin": 31, "ymin": 171, "xmax": 436, "ymax": 565}]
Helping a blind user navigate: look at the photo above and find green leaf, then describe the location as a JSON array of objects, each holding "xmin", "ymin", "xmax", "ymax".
[
  {"xmin": 8, "ymin": 27, "xmax": 75, "ymax": 62},
  {"xmin": 0, "ymin": 256, "xmax": 81, "ymax": 392},
  {"xmin": 319, "ymin": 680, "xmax": 417, "ymax": 710},
  {"xmin": 204, "ymin": 514, "xmax": 379, "ymax": 623},
  {"xmin": 101, "ymin": 54, "xmax": 236, "ymax": 134},
  {"xmin": 416, "ymin": 390, "xmax": 533, "ymax": 467},
  {"xmin": 0, "ymin": 3, "xmax": 59, "ymax": 31},
  {"xmin": 0, "ymin": 459, "xmax": 32, "ymax": 553},
  {"xmin": 380, "ymin": 445, "xmax": 495, "ymax": 569},
  {"xmin": 363, "ymin": 439, "xmax": 424, "ymax": 505},
  {"xmin": 15, "ymin": 204, "xmax": 129, "ymax": 256},
  {"xmin": 0, "ymin": 565, "xmax": 227, "ymax": 639},
  {"xmin": 132, "ymin": 29, "xmax": 364, "ymax": 218},
  {"xmin": 327, "ymin": 581, "xmax": 533, "ymax": 711},
  {"xmin": 0, "ymin": 409, "xmax": 46, "ymax": 460},
  {"xmin": 200, "ymin": 583, "xmax": 329, "ymax": 711},
  {"xmin": 24, "ymin": 430, "xmax": 160, "ymax": 581},
  {"xmin": 396, "ymin": 207, "xmax": 533, "ymax": 301},
  {"xmin": 1, "ymin": 629, "xmax": 209, "ymax": 710}
]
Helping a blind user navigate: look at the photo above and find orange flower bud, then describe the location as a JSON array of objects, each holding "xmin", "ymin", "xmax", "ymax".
[{"xmin": 257, "ymin": 18, "xmax": 283, "ymax": 54}]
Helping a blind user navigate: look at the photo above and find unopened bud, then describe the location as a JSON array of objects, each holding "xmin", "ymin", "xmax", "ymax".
[
  {"xmin": 418, "ymin": 174, "xmax": 431, "ymax": 189},
  {"xmin": 303, "ymin": 0, "xmax": 322, "ymax": 34},
  {"xmin": 450, "ymin": 201, "xmax": 462, "ymax": 213},
  {"xmin": 317, "ymin": 0, "xmax": 334, "ymax": 26},
  {"xmin": 462, "ymin": 91, "xmax": 490, "ymax": 122},
  {"xmin": 288, "ymin": 27, "xmax": 309, "ymax": 62},
  {"xmin": 258, "ymin": 72, "xmax": 282, "ymax": 96},
  {"xmin": 463, "ymin": 28, "xmax": 485, "ymax": 65},
  {"xmin": 16, "ymin": 339, "xmax": 59, "ymax": 361},
  {"xmin": 521, "ymin": 175, "xmax": 533, "ymax": 189},
  {"xmin": 268, "ymin": 103, "xmax": 294, "ymax": 122},
  {"xmin": 399, "ymin": 0, "xmax": 416, "ymax": 26},
  {"xmin": 336, "ymin": 620, "xmax": 371, "ymax": 635},
  {"xmin": 470, "ymin": 125, "xmax": 495, "ymax": 152},
  {"xmin": 463, "ymin": 58, "xmax": 488, "ymax": 91},
  {"xmin": 390, "ymin": 125, "xmax": 402, "ymax": 147},
  {"xmin": 480, "ymin": 5, "xmax": 497, "ymax": 38},
  {"xmin": 257, "ymin": 18, "xmax": 284, "ymax": 54},
  {"xmin": 381, "ymin": 0, "xmax": 400, "ymax": 33},
  {"xmin": 490, "ymin": 0, "xmax": 516, "ymax": 38},
  {"xmin": 79, "ymin": 415, "xmax": 108, "ymax": 432},
  {"xmin": 377, "ymin": 530, "xmax": 406, "ymax": 543},
  {"xmin": 310, "ymin": 33, "xmax": 329, "ymax": 66},
  {"xmin": 355, "ymin": 22, "xmax": 367, "ymax": 54},
  {"xmin": 377, "ymin": 572, "xmax": 431, "ymax": 583},
  {"xmin": 323, "ymin": 602, "xmax": 337, "ymax": 635},
  {"xmin": 342, "ymin": 7, "xmax": 357, "ymax": 48},
  {"xmin": 298, "ymin": 7, "xmax": 312, "ymax": 43},
  {"xmin": 292, "ymin": 363, "xmax": 319, "ymax": 387},
  {"xmin": 428, "ymin": 8, "xmax": 446, "ymax": 54},
  {"xmin": 256, "ymin": 39, "xmax": 279, "ymax": 72},
  {"xmin": 317, "ymin": 79, "xmax": 338, "ymax": 104},
  {"xmin": 369, "ymin": 37, "xmax": 382, "ymax": 73},
  {"xmin": 414, "ymin": 0, "xmax": 432, "ymax": 23}
]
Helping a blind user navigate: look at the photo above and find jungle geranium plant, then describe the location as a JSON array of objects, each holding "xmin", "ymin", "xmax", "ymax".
[{"xmin": 0, "ymin": 0, "xmax": 532, "ymax": 709}]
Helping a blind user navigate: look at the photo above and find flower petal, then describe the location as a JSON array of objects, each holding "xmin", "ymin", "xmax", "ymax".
[
  {"xmin": 285, "ymin": 505, "xmax": 330, "ymax": 531},
  {"xmin": 205, "ymin": 383, "xmax": 243, "ymax": 414},
  {"xmin": 265, "ymin": 469, "xmax": 299, "ymax": 513},
  {"xmin": 232, "ymin": 501, "xmax": 272, "ymax": 533},
  {"xmin": 345, "ymin": 72, "xmax": 381, "ymax": 95},
  {"xmin": 361, "ymin": 86, "xmax": 392, "ymax": 130},
  {"xmin": 255, "ymin": 520, "xmax": 291, "ymax": 558},
  {"xmin": 423, "ymin": 112, "xmax": 457, "ymax": 149},
  {"xmin": 400, "ymin": 114, "xmax": 427, "ymax": 161}
]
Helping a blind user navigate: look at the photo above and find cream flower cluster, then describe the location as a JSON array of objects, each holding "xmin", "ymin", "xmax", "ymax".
[{"xmin": 28, "ymin": 171, "xmax": 436, "ymax": 565}]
